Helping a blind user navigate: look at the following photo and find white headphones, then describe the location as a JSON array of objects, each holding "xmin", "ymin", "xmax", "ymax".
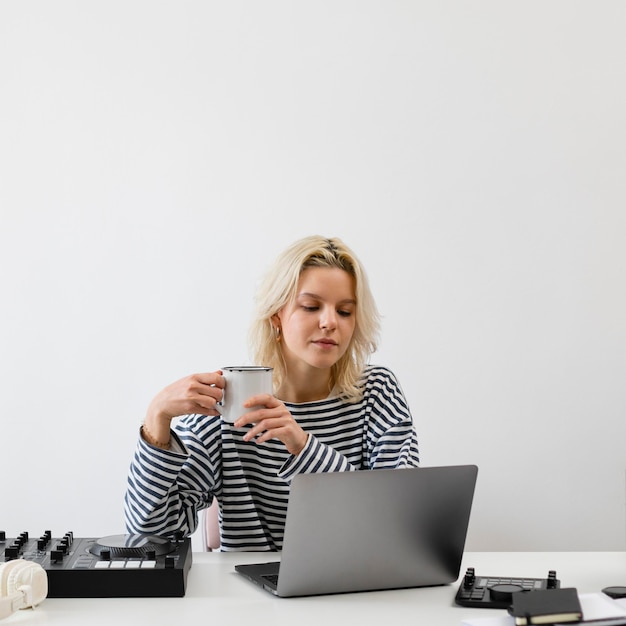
[{"xmin": 0, "ymin": 559, "xmax": 48, "ymax": 620}]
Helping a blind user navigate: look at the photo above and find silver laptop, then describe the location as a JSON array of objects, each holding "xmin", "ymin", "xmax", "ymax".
[{"xmin": 235, "ymin": 464, "xmax": 478, "ymax": 597}]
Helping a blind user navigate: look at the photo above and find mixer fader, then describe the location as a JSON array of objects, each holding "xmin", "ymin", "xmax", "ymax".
[{"xmin": 0, "ymin": 530, "xmax": 192, "ymax": 597}]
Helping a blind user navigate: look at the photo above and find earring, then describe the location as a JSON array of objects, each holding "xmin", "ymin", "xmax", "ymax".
[{"xmin": 274, "ymin": 326, "xmax": 281, "ymax": 342}]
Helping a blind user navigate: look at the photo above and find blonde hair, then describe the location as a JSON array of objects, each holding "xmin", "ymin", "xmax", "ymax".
[{"xmin": 248, "ymin": 235, "xmax": 380, "ymax": 402}]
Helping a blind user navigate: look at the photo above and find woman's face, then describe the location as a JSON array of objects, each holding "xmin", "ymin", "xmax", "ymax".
[{"xmin": 274, "ymin": 266, "xmax": 357, "ymax": 374}]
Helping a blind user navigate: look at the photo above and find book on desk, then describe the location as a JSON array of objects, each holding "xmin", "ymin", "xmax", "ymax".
[
  {"xmin": 507, "ymin": 588, "xmax": 582, "ymax": 625},
  {"xmin": 462, "ymin": 592, "xmax": 626, "ymax": 626}
]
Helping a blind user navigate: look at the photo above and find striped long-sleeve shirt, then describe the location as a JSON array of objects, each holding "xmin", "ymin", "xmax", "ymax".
[{"xmin": 124, "ymin": 365, "xmax": 420, "ymax": 551}]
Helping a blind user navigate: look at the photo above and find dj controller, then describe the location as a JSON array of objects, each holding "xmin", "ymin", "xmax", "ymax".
[{"xmin": 0, "ymin": 530, "xmax": 192, "ymax": 597}]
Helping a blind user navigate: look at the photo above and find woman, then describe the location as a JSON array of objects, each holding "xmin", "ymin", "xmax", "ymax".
[{"xmin": 125, "ymin": 235, "xmax": 419, "ymax": 550}]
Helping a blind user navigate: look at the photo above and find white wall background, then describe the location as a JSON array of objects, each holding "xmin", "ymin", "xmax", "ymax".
[{"xmin": 1, "ymin": 1, "xmax": 625, "ymax": 552}]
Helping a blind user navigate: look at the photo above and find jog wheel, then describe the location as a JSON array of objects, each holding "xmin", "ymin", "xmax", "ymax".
[
  {"xmin": 489, "ymin": 583, "xmax": 525, "ymax": 603},
  {"xmin": 88, "ymin": 534, "xmax": 174, "ymax": 558}
]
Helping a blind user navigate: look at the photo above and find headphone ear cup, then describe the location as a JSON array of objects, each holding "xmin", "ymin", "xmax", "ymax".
[
  {"xmin": 1, "ymin": 560, "xmax": 48, "ymax": 609},
  {"xmin": 0, "ymin": 561, "xmax": 24, "ymax": 596}
]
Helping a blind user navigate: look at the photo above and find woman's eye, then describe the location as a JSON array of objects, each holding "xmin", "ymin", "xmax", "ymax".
[
  {"xmin": 338, "ymin": 310, "xmax": 352, "ymax": 317},
  {"xmin": 302, "ymin": 305, "xmax": 319, "ymax": 312}
]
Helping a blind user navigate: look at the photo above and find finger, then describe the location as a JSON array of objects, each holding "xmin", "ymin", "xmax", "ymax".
[
  {"xmin": 180, "ymin": 403, "xmax": 221, "ymax": 418},
  {"xmin": 184, "ymin": 383, "xmax": 223, "ymax": 413},
  {"xmin": 254, "ymin": 425, "xmax": 283, "ymax": 444},
  {"xmin": 234, "ymin": 406, "xmax": 277, "ymax": 428},
  {"xmin": 234, "ymin": 396, "xmax": 278, "ymax": 427},
  {"xmin": 233, "ymin": 411, "xmax": 260, "ymax": 429},
  {"xmin": 242, "ymin": 393, "xmax": 275, "ymax": 408},
  {"xmin": 186, "ymin": 377, "xmax": 225, "ymax": 408},
  {"xmin": 191, "ymin": 396, "xmax": 221, "ymax": 413},
  {"xmin": 194, "ymin": 371, "xmax": 226, "ymax": 391},
  {"xmin": 242, "ymin": 418, "xmax": 277, "ymax": 442}
]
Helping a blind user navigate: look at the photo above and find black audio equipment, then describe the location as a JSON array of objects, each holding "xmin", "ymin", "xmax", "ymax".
[
  {"xmin": 0, "ymin": 530, "xmax": 192, "ymax": 598},
  {"xmin": 455, "ymin": 567, "xmax": 560, "ymax": 608}
]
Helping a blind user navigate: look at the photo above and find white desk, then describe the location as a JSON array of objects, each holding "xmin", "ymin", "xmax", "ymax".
[{"xmin": 9, "ymin": 552, "xmax": 626, "ymax": 626}]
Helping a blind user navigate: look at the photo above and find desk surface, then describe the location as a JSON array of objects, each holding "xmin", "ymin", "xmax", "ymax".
[{"xmin": 9, "ymin": 552, "xmax": 626, "ymax": 626}]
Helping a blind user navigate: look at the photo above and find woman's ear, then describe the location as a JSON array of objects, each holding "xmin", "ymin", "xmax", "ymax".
[
  {"xmin": 270, "ymin": 313, "xmax": 283, "ymax": 342},
  {"xmin": 270, "ymin": 313, "xmax": 281, "ymax": 330}
]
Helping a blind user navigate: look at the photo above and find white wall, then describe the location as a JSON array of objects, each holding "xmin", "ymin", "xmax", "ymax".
[{"xmin": 1, "ymin": 1, "xmax": 625, "ymax": 552}]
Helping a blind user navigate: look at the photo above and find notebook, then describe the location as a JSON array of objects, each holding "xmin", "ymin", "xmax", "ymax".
[{"xmin": 235, "ymin": 464, "xmax": 478, "ymax": 597}]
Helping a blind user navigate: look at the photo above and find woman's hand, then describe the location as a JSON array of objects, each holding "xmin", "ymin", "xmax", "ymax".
[
  {"xmin": 143, "ymin": 371, "xmax": 225, "ymax": 443},
  {"xmin": 234, "ymin": 394, "xmax": 309, "ymax": 456}
]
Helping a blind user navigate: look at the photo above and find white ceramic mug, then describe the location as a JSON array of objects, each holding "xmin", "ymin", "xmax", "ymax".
[{"xmin": 218, "ymin": 366, "xmax": 273, "ymax": 424}]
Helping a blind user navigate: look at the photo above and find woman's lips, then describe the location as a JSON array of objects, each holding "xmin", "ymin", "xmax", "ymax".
[{"xmin": 313, "ymin": 339, "xmax": 338, "ymax": 348}]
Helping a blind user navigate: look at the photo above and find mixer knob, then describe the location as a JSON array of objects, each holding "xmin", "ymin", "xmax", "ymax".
[
  {"xmin": 50, "ymin": 549, "xmax": 64, "ymax": 563},
  {"xmin": 4, "ymin": 546, "xmax": 19, "ymax": 560},
  {"xmin": 463, "ymin": 567, "xmax": 475, "ymax": 588}
]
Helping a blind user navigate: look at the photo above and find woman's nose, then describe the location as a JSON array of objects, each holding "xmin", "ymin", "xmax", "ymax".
[{"xmin": 319, "ymin": 308, "xmax": 337, "ymax": 330}]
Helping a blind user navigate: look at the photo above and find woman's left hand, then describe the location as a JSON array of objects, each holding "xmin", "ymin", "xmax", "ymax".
[{"xmin": 234, "ymin": 394, "xmax": 308, "ymax": 455}]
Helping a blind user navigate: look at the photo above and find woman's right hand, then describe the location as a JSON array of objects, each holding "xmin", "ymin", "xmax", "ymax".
[{"xmin": 142, "ymin": 371, "xmax": 225, "ymax": 444}]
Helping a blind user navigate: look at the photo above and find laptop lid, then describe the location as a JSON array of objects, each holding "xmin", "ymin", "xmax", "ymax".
[{"xmin": 235, "ymin": 465, "xmax": 478, "ymax": 597}]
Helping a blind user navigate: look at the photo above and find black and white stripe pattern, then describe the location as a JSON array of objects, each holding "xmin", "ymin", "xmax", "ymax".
[{"xmin": 125, "ymin": 365, "xmax": 420, "ymax": 551}]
